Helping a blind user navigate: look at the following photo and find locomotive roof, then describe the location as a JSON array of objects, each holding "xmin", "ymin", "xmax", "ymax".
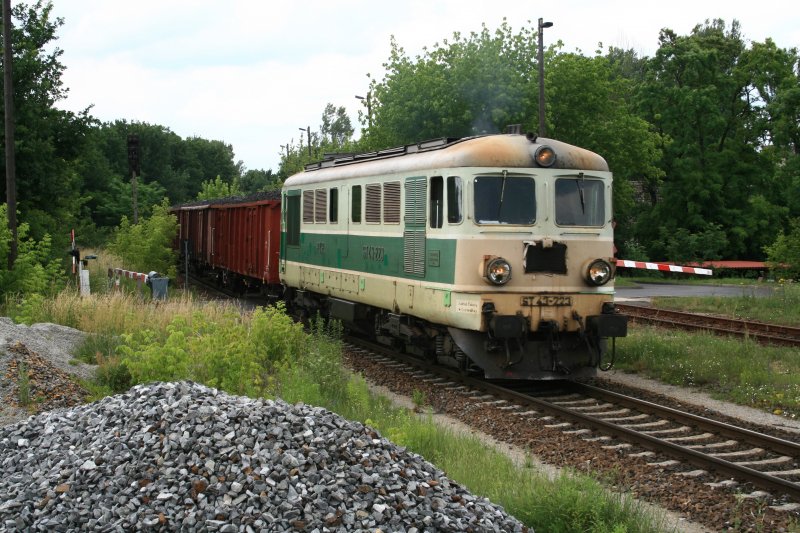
[{"xmin": 284, "ymin": 134, "xmax": 609, "ymax": 187}]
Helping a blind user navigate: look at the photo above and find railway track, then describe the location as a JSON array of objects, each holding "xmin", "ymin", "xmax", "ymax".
[
  {"xmin": 183, "ymin": 280, "xmax": 800, "ymax": 526},
  {"xmin": 616, "ymin": 303, "xmax": 800, "ymax": 347},
  {"xmin": 345, "ymin": 337, "xmax": 800, "ymax": 507}
]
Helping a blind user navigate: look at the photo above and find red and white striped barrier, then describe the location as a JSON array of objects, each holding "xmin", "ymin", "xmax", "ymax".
[
  {"xmin": 109, "ymin": 268, "xmax": 150, "ymax": 284},
  {"xmin": 616, "ymin": 259, "xmax": 713, "ymax": 276}
]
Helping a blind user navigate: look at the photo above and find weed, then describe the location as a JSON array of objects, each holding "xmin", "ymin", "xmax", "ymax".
[
  {"xmin": 17, "ymin": 362, "xmax": 31, "ymax": 407},
  {"xmin": 411, "ymin": 389, "xmax": 427, "ymax": 411}
]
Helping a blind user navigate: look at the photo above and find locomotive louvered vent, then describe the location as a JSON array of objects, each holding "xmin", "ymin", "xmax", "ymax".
[
  {"xmin": 404, "ymin": 179, "xmax": 426, "ymax": 226},
  {"xmin": 314, "ymin": 189, "xmax": 327, "ymax": 223},
  {"xmin": 302, "ymin": 190, "xmax": 314, "ymax": 223},
  {"xmin": 403, "ymin": 177, "xmax": 427, "ymax": 276},
  {"xmin": 524, "ymin": 241, "xmax": 567, "ymax": 274},
  {"xmin": 383, "ymin": 181, "xmax": 401, "ymax": 223},
  {"xmin": 403, "ymin": 231, "xmax": 426, "ymax": 276},
  {"xmin": 365, "ymin": 184, "xmax": 381, "ymax": 223}
]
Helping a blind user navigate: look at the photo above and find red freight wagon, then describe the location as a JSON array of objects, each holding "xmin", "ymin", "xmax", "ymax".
[
  {"xmin": 207, "ymin": 197, "xmax": 282, "ymax": 287},
  {"xmin": 175, "ymin": 204, "xmax": 210, "ymax": 266}
]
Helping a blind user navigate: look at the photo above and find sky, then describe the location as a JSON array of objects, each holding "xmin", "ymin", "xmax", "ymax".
[{"xmin": 43, "ymin": 0, "xmax": 799, "ymax": 173}]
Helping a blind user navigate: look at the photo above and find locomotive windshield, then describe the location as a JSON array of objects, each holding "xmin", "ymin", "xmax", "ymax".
[
  {"xmin": 555, "ymin": 177, "xmax": 605, "ymax": 226},
  {"xmin": 474, "ymin": 175, "xmax": 535, "ymax": 224}
]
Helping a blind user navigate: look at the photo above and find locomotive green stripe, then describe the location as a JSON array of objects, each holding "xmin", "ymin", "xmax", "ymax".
[{"xmin": 281, "ymin": 231, "xmax": 457, "ymax": 284}]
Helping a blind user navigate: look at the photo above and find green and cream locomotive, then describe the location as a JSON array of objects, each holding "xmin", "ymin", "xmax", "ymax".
[{"xmin": 280, "ymin": 132, "xmax": 627, "ymax": 379}]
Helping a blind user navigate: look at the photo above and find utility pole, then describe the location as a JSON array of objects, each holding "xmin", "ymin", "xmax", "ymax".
[
  {"xmin": 3, "ymin": 0, "xmax": 17, "ymax": 268},
  {"xmin": 538, "ymin": 18, "xmax": 553, "ymax": 138},
  {"xmin": 127, "ymin": 134, "xmax": 140, "ymax": 224}
]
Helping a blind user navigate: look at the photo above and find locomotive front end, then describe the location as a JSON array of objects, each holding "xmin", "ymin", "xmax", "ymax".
[{"xmin": 442, "ymin": 135, "xmax": 628, "ymax": 379}]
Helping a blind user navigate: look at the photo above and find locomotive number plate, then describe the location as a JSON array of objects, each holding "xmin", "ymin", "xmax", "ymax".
[{"xmin": 521, "ymin": 295, "xmax": 572, "ymax": 307}]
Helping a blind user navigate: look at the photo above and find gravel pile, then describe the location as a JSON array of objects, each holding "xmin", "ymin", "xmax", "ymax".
[
  {"xmin": 0, "ymin": 381, "xmax": 529, "ymax": 532},
  {"xmin": 0, "ymin": 318, "xmax": 94, "ymax": 428}
]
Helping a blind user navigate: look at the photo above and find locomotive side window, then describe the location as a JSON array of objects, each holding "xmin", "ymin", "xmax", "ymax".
[
  {"xmin": 384, "ymin": 181, "xmax": 401, "ymax": 223},
  {"xmin": 365, "ymin": 184, "xmax": 381, "ymax": 223},
  {"xmin": 351, "ymin": 185, "xmax": 362, "ymax": 223},
  {"xmin": 430, "ymin": 176, "xmax": 443, "ymax": 229},
  {"xmin": 329, "ymin": 188, "xmax": 338, "ymax": 223},
  {"xmin": 474, "ymin": 175, "xmax": 535, "ymax": 225},
  {"xmin": 314, "ymin": 189, "xmax": 327, "ymax": 223},
  {"xmin": 555, "ymin": 177, "xmax": 605, "ymax": 226},
  {"xmin": 302, "ymin": 190, "xmax": 314, "ymax": 223},
  {"xmin": 447, "ymin": 176, "xmax": 463, "ymax": 224}
]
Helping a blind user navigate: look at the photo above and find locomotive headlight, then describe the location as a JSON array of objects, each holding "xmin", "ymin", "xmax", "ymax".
[
  {"xmin": 586, "ymin": 259, "xmax": 613, "ymax": 286},
  {"xmin": 485, "ymin": 257, "xmax": 512, "ymax": 285},
  {"xmin": 534, "ymin": 145, "xmax": 556, "ymax": 167}
]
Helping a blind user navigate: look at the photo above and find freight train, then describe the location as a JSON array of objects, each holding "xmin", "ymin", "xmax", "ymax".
[{"xmin": 173, "ymin": 132, "xmax": 628, "ymax": 380}]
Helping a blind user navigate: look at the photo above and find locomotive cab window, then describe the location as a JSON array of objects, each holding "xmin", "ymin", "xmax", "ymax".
[
  {"xmin": 447, "ymin": 176, "xmax": 463, "ymax": 224},
  {"xmin": 555, "ymin": 177, "xmax": 605, "ymax": 226},
  {"xmin": 430, "ymin": 176, "xmax": 443, "ymax": 228},
  {"xmin": 474, "ymin": 175, "xmax": 535, "ymax": 225}
]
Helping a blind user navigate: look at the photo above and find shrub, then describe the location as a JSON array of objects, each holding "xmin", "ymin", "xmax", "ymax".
[
  {"xmin": 0, "ymin": 204, "xmax": 65, "ymax": 309},
  {"xmin": 765, "ymin": 218, "xmax": 800, "ymax": 280},
  {"xmin": 106, "ymin": 199, "xmax": 178, "ymax": 279}
]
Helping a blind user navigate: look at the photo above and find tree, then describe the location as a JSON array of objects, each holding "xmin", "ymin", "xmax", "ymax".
[
  {"xmin": 107, "ymin": 199, "xmax": 178, "ymax": 279},
  {"xmin": 0, "ymin": 203, "xmax": 63, "ymax": 297},
  {"xmin": 636, "ymin": 20, "xmax": 785, "ymax": 260},
  {"xmin": 364, "ymin": 21, "xmax": 536, "ymax": 149},
  {"xmin": 239, "ymin": 168, "xmax": 280, "ymax": 194},
  {"xmin": 320, "ymin": 103, "xmax": 354, "ymax": 148},
  {"xmin": 545, "ymin": 50, "xmax": 663, "ymax": 251},
  {"xmin": 196, "ymin": 175, "xmax": 240, "ymax": 200},
  {"xmin": 765, "ymin": 218, "xmax": 800, "ymax": 280},
  {"xmin": 0, "ymin": 1, "xmax": 94, "ymax": 241}
]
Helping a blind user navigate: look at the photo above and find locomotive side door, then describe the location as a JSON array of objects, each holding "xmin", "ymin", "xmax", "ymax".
[
  {"xmin": 403, "ymin": 176, "xmax": 427, "ymax": 277},
  {"xmin": 281, "ymin": 190, "xmax": 302, "ymax": 275}
]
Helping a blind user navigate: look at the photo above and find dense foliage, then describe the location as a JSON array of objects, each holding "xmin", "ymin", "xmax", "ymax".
[
  {"xmin": 1, "ymin": 2, "xmax": 799, "ymax": 279},
  {"xmin": 106, "ymin": 200, "xmax": 178, "ymax": 279}
]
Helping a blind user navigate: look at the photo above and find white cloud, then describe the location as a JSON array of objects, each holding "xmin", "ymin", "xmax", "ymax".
[{"xmin": 47, "ymin": 0, "xmax": 800, "ymax": 171}]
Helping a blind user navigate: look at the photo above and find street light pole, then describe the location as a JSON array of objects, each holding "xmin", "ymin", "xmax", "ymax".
[
  {"xmin": 355, "ymin": 93, "xmax": 372, "ymax": 129},
  {"xmin": 538, "ymin": 17, "xmax": 553, "ymax": 138},
  {"xmin": 299, "ymin": 127, "xmax": 311, "ymax": 157}
]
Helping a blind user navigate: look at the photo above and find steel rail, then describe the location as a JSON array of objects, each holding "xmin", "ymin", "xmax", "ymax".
[
  {"xmin": 482, "ymin": 380, "xmax": 800, "ymax": 501},
  {"xmin": 347, "ymin": 338, "xmax": 800, "ymax": 501},
  {"xmin": 568, "ymin": 382, "xmax": 800, "ymax": 457},
  {"xmin": 616, "ymin": 303, "xmax": 800, "ymax": 347}
]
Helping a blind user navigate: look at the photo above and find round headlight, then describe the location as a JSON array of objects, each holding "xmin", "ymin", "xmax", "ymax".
[
  {"xmin": 486, "ymin": 257, "xmax": 512, "ymax": 285},
  {"xmin": 586, "ymin": 259, "xmax": 613, "ymax": 286},
  {"xmin": 534, "ymin": 145, "xmax": 556, "ymax": 167}
]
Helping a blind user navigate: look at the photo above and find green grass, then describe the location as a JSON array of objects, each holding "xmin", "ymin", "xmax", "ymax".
[
  {"xmin": 328, "ymin": 376, "xmax": 668, "ymax": 533},
  {"xmin": 616, "ymin": 326, "xmax": 800, "ymax": 418},
  {"xmin": 28, "ymin": 288, "xmax": 669, "ymax": 533},
  {"xmin": 650, "ymin": 281, "xmax": 800, "ymax": 326},
  {"xmin": 619, "ymin": 275, "xmax": 768, "ymax": 286}
]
